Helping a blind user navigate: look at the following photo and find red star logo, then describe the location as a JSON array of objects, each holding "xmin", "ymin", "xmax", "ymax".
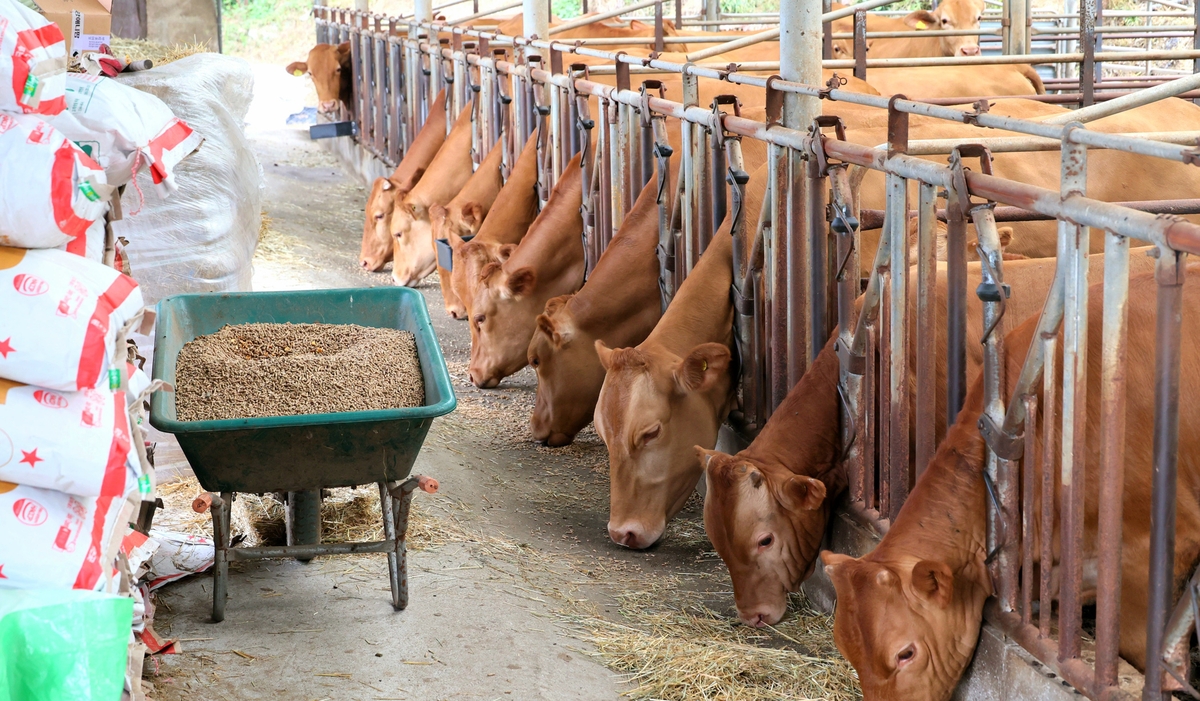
[
  {"xmin": 0, "ymin": 565, "xmax": 6, "ymax": 579},
  {"xmin": 0, "ymin": 338, "xmax": 12, "ymax": 359},
  {"xmin": 19, "ymin": 449, "xmax": 42, "ymax": 468}
]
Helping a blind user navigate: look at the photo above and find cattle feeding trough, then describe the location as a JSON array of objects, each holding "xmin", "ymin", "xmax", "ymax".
[
  {"xmin": 311, "ymin": 0, "xmax": 1200, "ymax": 698},
  {"xmin": 149, "ymin": 287, "xmax": 456, "ymax": 622}
]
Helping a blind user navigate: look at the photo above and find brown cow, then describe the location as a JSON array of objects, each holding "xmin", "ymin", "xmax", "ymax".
[
  {"xmin": 703, "ymin": 247, "xmax": 1157, "ymax": 627},
  {"xmin": 823, "ymin": 267, "xmax": 1200, "ymax": 701},
  {"xmin": 448, "ymin": 135, "xmax": 541, "ymax": 323},
  {"xmin": 359, "ymin": 92, "xmax": 449, "ymax": 272},
  {"xmin": 286, "ymin": 43, "xmax": 352, "ymax": 115},
  {"xmin": 831, "ymin": 0, "xmax": 986, "ymax": 58},
  {"xmin": 529, "ymin": 157, "xmax": 679, "ymax": 448},
  {"xmin": 428, "ymin": 139, "xmax": 507, "ymax": 318},
  {"xmin": 864, "ymin": 64, "xmax": 1045, "ymax": 98},
  {"xmin": 467, "ymin": 153, "xmax": 587, "ymax": 388},
  {"xmin": 595, "ymin": 165, "xmax": 768, "ymax": 550},
  {"xmin": 390, "ymin": 104, "xmax": 481, "ymax": 287}
]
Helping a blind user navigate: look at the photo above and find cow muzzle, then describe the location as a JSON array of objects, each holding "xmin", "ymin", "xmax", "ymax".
[
  {"xmin": 957, "ymin": 44, "xmax": 981, "ymax": 56},
  {"xmin": 607, "ymin": 521, "xmax": 661, "ymax": 550},
  {"xmin": 319, "ymin": 100, "xmax": 339, "ymax": 114}
]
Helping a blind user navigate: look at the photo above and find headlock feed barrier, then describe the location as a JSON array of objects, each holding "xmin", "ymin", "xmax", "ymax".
[{"xmin": 315, "ymin": 0, "xmax": 1200, "ymax": 697}]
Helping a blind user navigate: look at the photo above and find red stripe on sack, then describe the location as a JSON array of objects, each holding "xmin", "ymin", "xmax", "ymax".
[
  {"xmin": 36, "ymin": 95, "xmax": 64, "ymax": 116},
  {"xmin": 147, "ymin": 119, "xmax": 194, "ymax": 185},
  {"xmin": 66, "ymin": 227, "xmax": 87, "ymax": 257},
  {"xmin": 76, "ymin": 272, "xmax": 138, "ymax": 390},
  {"xmin": 17, "ymin": 24, "xmax": 65, "ymax": 51},
  {"xmin": 51, "ymin": 143, "xmax": 94, "ymax": 240},
  {"xmin": 72, "ymin": 393, "xmax": 130, "ymax": 589},
  {"xmin": 10, "ymin": 46, "xmax": 29, "ymax": 111}
]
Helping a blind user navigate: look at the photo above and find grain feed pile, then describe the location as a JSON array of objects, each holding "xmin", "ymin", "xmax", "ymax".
[{"xmin": 175, "ymin": 322, "xmax": 424, "ymax": 420}]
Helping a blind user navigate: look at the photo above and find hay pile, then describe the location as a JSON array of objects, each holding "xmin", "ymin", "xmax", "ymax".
[
  {"xmin": 109, "ymin": 39, "xmax": 209, "ymax": 67},
  {"xmin": 567, "ymin": 590, "xmax": 860, "ymax": 701}
]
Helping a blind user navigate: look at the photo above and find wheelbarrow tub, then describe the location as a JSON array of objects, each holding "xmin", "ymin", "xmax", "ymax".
[{"xmin": 149, "ymin": 288, "xmax": 456, "ymax": 494}]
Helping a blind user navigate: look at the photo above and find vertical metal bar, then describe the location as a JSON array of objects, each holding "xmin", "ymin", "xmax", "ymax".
[
  {"xmin": 710, "ymin": 129, "xmax": 727, "ymax": 240},
  {"xmin": 915, "ymin": 183, "xmax": 937, "ymax": 474},
  {"xmin": 1039, "ymin": 331, "xmax": 1058, "ymax": 639},
  {"xmin": 1057, "ymin": 135, "xmax": 1088, "ymax": 664},
  {"xmin": 598, "ymin": 98, "xmax": 613, "ymax": 247},
  {"xmin": 864, "ymin": 324, "xmax": 877, "ymax": 512},
  {"xmin": 1081, "ymin": 0, "xmax": 1096, "ymax": 107},
  {"xmin": 886, "ymin": 172, "xmax": 909, "ymax": 518},
  {"xmin": 654, "ymin": 1, "xmax": 665, "ymax": 54},
  {"xmin": 379, "ymin": 482, "xmax": 401, "ymax": 609},
  {"xmin": 695, "ymin": 126, "xmax": 712, "ymax": 255},
  {"xmin": 610, "ymin": 99, "xmax": 625, "ymax": 232},
  {"xmin": 1021, "ymin": 395, "xmax": 1038, "ymax": 626},
  {"xmin": 854, "ymin": 11, "xmax": 867, "ymax": 81},
  {"xmin": 879, "ymin": 280, "xmax": 892, "ymax": 519},
  {"xmin": 786, "ymin": 148, "xmax": 809, "ymax": 389},
  {"xmin": 945, "ymin": 191, "xmax": 968, "ymax": 427},
  {"xmin": 375, "ymin": 32, "xmax": 387, "ymax": 158},
  {"xmin": 1094, "ymin": 227, "xmax": 1130, "ymax": 689},
  {"xmin": 771, "ymin": 144, "xmax": 790, "ymax": 411},
  {"xmin": 822, "ymin": 0, "xmax": 832, "ymax": 59},
  {"xmin": 1143, "ymin": 249, "xmax": 1186, "ymax": 701},
  {"xmin": 389, "ymin": 36, "xmax": 403, "ymax": 160},
  {"xmin": 808, "ymin": 155, "xmax": 828, "ymax": 368}
]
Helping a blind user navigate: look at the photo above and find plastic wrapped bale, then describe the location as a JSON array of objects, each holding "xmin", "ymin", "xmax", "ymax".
[{"xmin": 111, "ymin": 53, "xmax": 261, "ymax": 303}]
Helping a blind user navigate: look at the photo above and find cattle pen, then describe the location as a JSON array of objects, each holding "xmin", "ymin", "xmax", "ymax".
[{"xmin": 309, "ymin": 0, "xmax": 1200, "ymax": 698}]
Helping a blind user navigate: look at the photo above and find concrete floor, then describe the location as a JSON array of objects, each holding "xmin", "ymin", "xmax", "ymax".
[{"xmin": 144, "ymin": 63, "xmax": 729, "ymax": 701}]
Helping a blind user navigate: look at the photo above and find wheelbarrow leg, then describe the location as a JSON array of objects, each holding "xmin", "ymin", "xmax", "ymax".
[
  {"xmin": 286, "ymin": 490, "xmax": 322, "ymax": 563},
  {"xmin": 385, "ymin": 475, "xmax": 437, "ymax": 611},
  {"xmin": 211, "ymin": 492, "xmax": 232, "ymax": 623},
  {"xmin": 379, "ymin": 482, "xmax": 402, "ymax": 610}
]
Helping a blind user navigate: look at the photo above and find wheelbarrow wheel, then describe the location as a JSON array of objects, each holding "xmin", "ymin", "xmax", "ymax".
[{"xmin": 286, "ymin": 490, "xmax": 321, "ymax": 563}]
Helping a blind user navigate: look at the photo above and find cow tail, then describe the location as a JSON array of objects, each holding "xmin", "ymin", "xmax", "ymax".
[{"xmin": 1020, "ymin": 65, "xmax": 1046, "ymax": 95}]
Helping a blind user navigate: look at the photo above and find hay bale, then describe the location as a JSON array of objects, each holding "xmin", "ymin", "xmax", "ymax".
[{"xmin": 110, "ymin": 39, "xmax": 209, "ymax": 67}]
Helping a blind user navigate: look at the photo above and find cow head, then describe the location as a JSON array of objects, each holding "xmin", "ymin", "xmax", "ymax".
[
  {"xmin": 700, "ymin": 449, "xmax": 830, "ymax": 627},
  {"xmin": 451, "ymin": 239, "xmax": 516, "ymax": 322},
  {"xmin": 467, "ymin": 260, "xmax": 541, "ymax": 388},
  {"xmin": 831, "ymin": 37, "xmax": 869, "ymax": 60},
  {"xmin": 822, "ymin": 551, "xmax": 992, "ymax": 701},
  {"xmin": 430, "ymin": 203, "xmax": 485, "ymax": 319},
  {"xmin": 595, "ymin": 341, "xmax": 733, "ymax": 550},
  {"xmin": 361, "ymin": 172, "xmax": 420, "ymax": 272},
  {"xmin": 528, "ymin": 295, "xmax": 603, "ymax": 447},
  {"xmin": 286, "ymin": 42, "xmax": 351, "ymax": 114},
  {"xmin": 904, "ymin": 0, "xmax": 985, "ymax": 56},
  {"xmin": 391, "ymin": 196, "xmax": 438, "ymax": 287}
]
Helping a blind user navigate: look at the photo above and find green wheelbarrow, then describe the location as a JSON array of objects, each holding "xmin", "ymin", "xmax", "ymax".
[{"xmin": 149, "ymin": 287, "xmax": 456, "ymax": 622}]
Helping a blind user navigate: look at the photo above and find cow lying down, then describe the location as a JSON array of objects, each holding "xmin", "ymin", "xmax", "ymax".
[{"xmin": 822, "ymin": 266, "xmax": 1200, "ymax": 700}]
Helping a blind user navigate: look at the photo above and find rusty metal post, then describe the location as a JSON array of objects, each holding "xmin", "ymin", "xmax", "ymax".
[
  {"xmin": 1144, "ymin": 248, "xmax": 1186, "ymax": 701},
  {"xmin": 1021, "ymin": 394, "xmax": 1037, "ymax": 626},
  {"xmin": 389, "ymin": 30, "xmax": 404, "ymax": 159},
  {"xmin": 615, "ymin": 61, "xmax": 631, "ymax": 222},
  {"xmin": 854, "ymin": 11, "xmax": 867, "ymax": 81},
  {"xmin": 1057, "ymin": 131, "xmax": 1088, "ymax": 663},
  {"xmin": 549, "ymin": 50, "xmax": 563, "ymax": 187},
  {"xmin": 1094, "ymin": 225, "xmax": 1131, "ymax": 689},
  {"xmin": 374, "ymin": 29, "xmax": 387, "ymax": 159},
  {"xmin": 1081, "ymin": 0, "xmax": 1096, "ymax": 106},
  {"xmin": 914, "ymin": 182, "xmax": 937, "ymax": 473},
  {"xmin": 807, "ymin": 151, "xmax": 828, "ymax": 367},
  {"xmin": 885, "ymin": 171, "xmax": 909, "ymax": 517},
  {"xmin": 770, "ymin": 142, "xmax": 791, "ymax": 411},
  {"xmin": 945, "ymin": 187, "xmax": 968, "ymax": 426},
  {"xmin": 1040, "ymin": 326, "xmax": 1058, "ymax": 638},
  {"xmin": 680, "ymin": 71, "xmax": 700, "ymax": 272},
  {"xmin": 598, "ymin": 97, "xmax": 613, "ymax": 253}
]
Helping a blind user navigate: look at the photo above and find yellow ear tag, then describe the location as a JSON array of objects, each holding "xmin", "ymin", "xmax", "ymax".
[
  {"xmin": 293, "ymin": 69, "xmax": 304, "ymax": 76},
  {"xmin": 701, "ymin": 360, "xmax": 708, "ymax": 372},
  {"xmin": 915, "ymin": 20, "xmax": 928, "ymax": 28}
]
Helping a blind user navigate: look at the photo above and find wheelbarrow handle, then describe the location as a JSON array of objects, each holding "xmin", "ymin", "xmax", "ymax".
[
  {"xmin": 192, "ymin": 492, "xmax": 224, "ymax": 513},
  {"xmin": 418, "ymin": 475, "xmax": 438, "ymax": 494},
  {"xmin": 388, "ymin": 475, "xmax": 438, "ymax": 500}
]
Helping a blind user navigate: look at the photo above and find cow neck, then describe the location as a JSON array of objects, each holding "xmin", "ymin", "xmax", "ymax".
[
  {"xmin": 450, "ymin": 137, "xmax": 504, "ymax": 213},
  {"xmin": 743, "ymin": 338, "xmax": 844, "ymax": 493},
  {"xmin": 505, "ymin": 159, "xmax": 585, "ymax": 278},
  {"xmin": 394, "ymin": 90, "xmax": 448, "ymax": 183},
  {"xmin": 409, "ymin": 104, "xmax": 475, "ymax": 205},
  {"xmin": 871, "ymin": 404, "xmax": 988, "ymax": 570},
  {"xmin": 571, "ymin": 170, "xmax": 670, "ymax": 338},
  {"xmin": 645, "ymin": 231, "xmax": 734, "ymax": 357},
  {"xmin": 475, "ymin": 137, "xmax": 540, "ymax": 246}
]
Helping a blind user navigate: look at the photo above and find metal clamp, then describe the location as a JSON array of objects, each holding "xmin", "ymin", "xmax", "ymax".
[
  {"xmin": 809, "ymin": 115, "xmax": 847, "ymax": 176},
  {"xmin": 709, "ymin": 94, "xmax": 741, "ymax": 150},
  {"xmin": 977, "ymin": 412, "xmax": 1024, "ymax": 461},
  {"xmin": 962, "ymin": 98, "xmax": 992, "ymax": 126},
  {"xmin": 947, "ymin": 144, "xmax": 995, "ymax": 216},
  {"xmin": 764, "ymin": 75, "xmax": 784, "ymax": 129},
  {"xmin": 819, "ymin": 72, "xmax": 848, "ymax": 101}
]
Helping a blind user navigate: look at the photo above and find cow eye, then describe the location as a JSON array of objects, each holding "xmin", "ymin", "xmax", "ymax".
[
  {"xmin": 896, "ymin": 644, "xmax": 916, "ymax": 667},
  {"xmin": 474, "ymin": 314, "xmax": 485, "ymax": 327},
  {"xmin": 530, "ymin": 357, "xmax": 539, "ymax": 368},
  {"xmin": 758, "ymin": 535, "xmax": 773, "ymax": 548},
  {"xmin": 374, "ymin": 213, "xmax": 384, "ymax": 220},
  {"xmin": 639, "ymin": 423, "xmax": 661, "ymax": 445}
]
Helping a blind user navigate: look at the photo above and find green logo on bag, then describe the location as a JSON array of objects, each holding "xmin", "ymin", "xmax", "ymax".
[
  {"xmin": 79, "ymin": 180, "xmax": 101, "ymax": 202},
  {"xmin": 108, "ymin": 367, "xmax": 121, "ymax": 390},
  {"xmin": 22, "ymin": 74, "xmax": 37, "ymax": 102},
  {"xmin": 138, "ymin": 474, "xmax": 151, "ymax": 495}
]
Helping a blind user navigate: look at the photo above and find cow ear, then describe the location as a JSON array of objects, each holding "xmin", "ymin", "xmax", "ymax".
[
  {"xmin": 911, "ymin": 560, "xmax": 955, "ymax": 608},
  {"xmin": 694, "ymin": 446, "xmax": 720, "ymax": 473},
  {"xmin": 674, "ymin": 343, "xmax": 731, "ymax": 394},
  {"xmin": 286, "ymin": 61, "xmax": 308, "ymax": 76},
  {"xmin": 497, "ymin": 243, "xmax": 518, "ymax": 262},
  {"xmin": 821, "ymin": 551, "xmax": 854, "ymax": 578},
  {"xmin": 507, "ymin": 267, "xmax": 536, "ymax": 297},
  {"xmin": 595, "ymin": 340, "xmax": 614, "ymax": 370},
  {"xmin": 337, "ymin": 41, "xmax": 351, "ymax": 55},
  {"xmin": 380, "ymin": 177, "xmax": 393, "ymax": 192},
  {"xmin": 997, "ymin": 226, "xmax": 1014, "ymax": 248},
  {"xmin": 461, "ymin": 202, "xmax": 484, "ymax": 229},
  {"xmin": 536, "ymin": 313, "xmax": 568, "ymax": 347},
  {"xmin": 904, "ymin": 9, "xmax": 938, "ymax": 28},
  {"xmin": 779, "ymin": 475, "xmax": 826, "ymax": 512}
]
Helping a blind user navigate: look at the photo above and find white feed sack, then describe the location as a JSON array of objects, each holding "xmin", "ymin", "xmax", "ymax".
[
  {"xmin": 0, "ymin": 0, "xmax": 67, "ymax": 116},
  {"xmin": 113, "ymin": 53, "xmax": 262, "ymax": 303},
  {"xmin": 0, "ymin": 113, "xmax": 110, "ymax": 251}
]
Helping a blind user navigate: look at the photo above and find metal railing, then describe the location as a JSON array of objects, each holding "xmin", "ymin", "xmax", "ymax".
[{"xmin": 315, "ymin": 2, "xmax": 1200, "ymax": 698}]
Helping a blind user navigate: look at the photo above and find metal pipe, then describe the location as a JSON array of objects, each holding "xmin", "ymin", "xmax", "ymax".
[
  {"xmin": 1144, "ymin": 249, "xmax": 1186, "ymax": 700},
  {"xmin": 523, "ymin": 0, "xmax": 549, "ymax": 59},
  {"xmin": 449, "ymin": 1, "xmax": 521, "ymax": 25},
  {"xmin": 906, "ymin": 131, "xmax": 1200, "ymax": 155},
  {"xmin": 915, "ymin": 182, "xmax": 937, "ymax": 474},
  {"xmin": 1052, "ymin": 71, "xmax": 1200, "ymax": 125},
  {"xmin": 886, "ymin": 171, "xmax": 909, "ymax": 515},
  {"xmin": 550, "ymin": 0, "xmax": 662, "ymax": 34},
  {"xmin": 415, "ymin": 0, "xmax": 432, "ymax": 21},
  {"xmin": 687, "ymin": 0, "xmax": 897, "ymax": 61}
]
